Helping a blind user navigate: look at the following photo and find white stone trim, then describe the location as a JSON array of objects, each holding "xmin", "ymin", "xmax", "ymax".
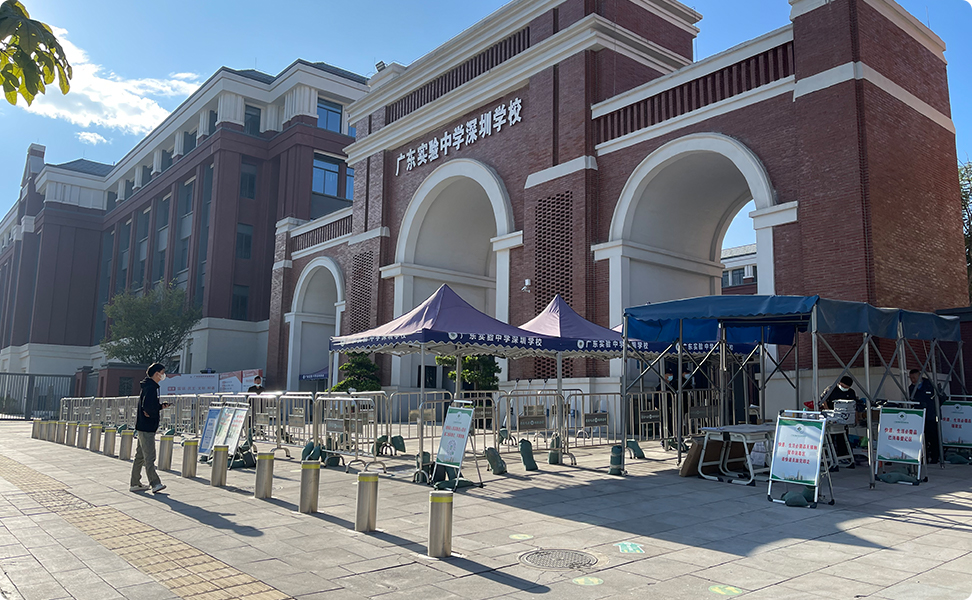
[
  {"xmin": 217, "ymin": 92, "xmax": 246, "ymax": 126},
  {"xmin": 275, "ymin": 217, "xmax": 306, "ymax": 235},
  {"xmin": 750, "ymin": 200, "xmax": 798, "ymax": 230},
  {"xmin": 347, "ymin": 14, "xmax": 689, "ymax": 165},
  {"xmin": 348, "ymin": 227, "xmax": 390, "ymax": 245},
  {"xmin": 592, "ymin": 239, "xmax": 724, "ymax": 277},
  {"xmin": 380, "ymin": 262, "xmax": 496, "ymax": 290},
  {"xmin": 596, "ymin": 77, "xmax": 795, "ymax": 157},
  {"xmin": 395, "ymin": 158, "xmax": 514, "ymax": 264},
  {"xmin": 631, "ymin": 0, "xmax": 702, "ymax": 35},
  {"xmin": 788, "ymin": 0, "xmax": 834, "ymax": 20},
  {"xmin": 21, "ymin": 216, "xmax": 34, "ymax": 235},
  {"xmin": 792, "ymin": 62, "xmax": 954, "ymax": 133},
  {"xmin": 592, "ymin": 25, "xmax": 794, "ymax": 118},
  {"xmin": 490, "ymin": 230, "xmax": 524, "ymax": 252},
  {"xmin": 272, "ymin": 260, "xmax": 293, "ymax": 271},
  {"xmin": 524, "ymin": 156, "xmax": 597, "ymax": 189},
  {"xmin": 291, "ymin": 256, "xmax": 345, "ymax": 314}
]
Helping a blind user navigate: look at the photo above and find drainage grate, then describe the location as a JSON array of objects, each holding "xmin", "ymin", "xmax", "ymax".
[{"xmin": 519, "ymin": 549, "xmax": 598, "ymax": 570}]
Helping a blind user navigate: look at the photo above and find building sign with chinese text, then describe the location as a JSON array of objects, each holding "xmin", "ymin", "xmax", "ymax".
[{"xmin": 395, "ymin": 97, "xmax": 523, "ymax": 176}]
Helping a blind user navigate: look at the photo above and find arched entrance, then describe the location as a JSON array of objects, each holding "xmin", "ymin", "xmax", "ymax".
[
  {"xmin": 594, "ymin": 133, "xmax": 794, "ymax": 326},
  {"xmin": 383, "ymin": 158, "xmax": 520, "ymax": 388},
  {"xmin": 286, "ymin": 257, "xmax": 344, "ymax": 391}
]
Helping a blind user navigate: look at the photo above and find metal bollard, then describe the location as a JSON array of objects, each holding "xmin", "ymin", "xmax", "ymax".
[
  {"xmin": 254, "ymin": 452, "xmax": 274, "ymax": 499},
  {"xmin": 428, "ymin": 490, "xmax": 454, "ymax": 558},
  {"xmin": 31, "ymin": 419, "xmax": 41, "ymax": 439},
  {"xmin": 46, "ymin": 421, "xmax": 56, "ymax": 442},
  {"xmin": 158, "ymin": 435, "xmax": 174, "ymax": 471},
  {"xmin": 104, "ymin": 428, "xmax": 116, "ymax": 457},
  {"xmin": 55, "ymin": 421, "xmax": 66, "ymax": 444},
  {"xmin": 77, "ymin": 423, "xmax": 89, "ymax": 449},
  {"xmin": 119, "ymin": 430, "xmax": 134, "ymax": 461},
  {"xmin": 355, "ymin": 472, "xmax": 379, "ymax": 532},
  {"xmin": 89, "ymin": 424, "xmax": 103, "ymax": 452},
  {"xmin": 66, "ymin": 422, "xmax": 77, "ymax": 446},
  {"xmin": 181, "ymin": 439, "xmax": 198, "ymax": 478},
  {"xmin": 299, "ymin": 461, "xmax": 320, "ymax": 513},
  {"xmin": 210, "ymin": 445, "xmax": 228, "ymax": 487}
]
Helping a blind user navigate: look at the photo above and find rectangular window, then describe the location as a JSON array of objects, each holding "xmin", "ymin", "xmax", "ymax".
[
  {"xmin": 208, "ymin": 110, "xmax": 217, "ymax": 135},
  {"xmin": 313, "ymin": 157, "xmax": 339, "ymax": 196},
  {"xmin": 731, "ymin": 268, "xmax": 744, "ymax": 286},
  {"xmin": 195, "ymin": 165, "xmax": 213, "ymax": 308},
  {"xmin": 133, "ymin": 210, "xmax": 150, "ymax": 289},
  {"xmin": 176, "ymin": 181, "xmax": 193, "ymax": 273},
  {"xmin": 231, "ymin": 285, "xmax": 249, "ymax": 320},
  {"xmin": 317, "ymin": 99, "xmax": 342, "ymax": 132},
  {"xmin": 348, "ymin": 125, "xmax": 356, "ymax": 139},
  {"xmin": 345, "ymin": 166, "xmax": 354, "ymax": 200},
  {"xmin": 751, "ymin": 265, "xmax": 758, "ymax": 283},
  {"xmin": 721, "ymin": 271, "xmax": 729, "ymax": 289},
  {"xmin": 106, "ymin": 191, "xmax": 117, "ymax": 213},
  {"xmin": 244, "ymin": 105, "xmax": 261, "ymax": 135},
  {"xmin": 115, "ymin": 220, "xmax": 131, "ymax": 292},
  {"xmin": 94, "ymin": 230, "xmax": 113, "ymax": 342},
  {"xmin": 153, "ymin": 196, "xmax": 170, "ymax": 284},
  {"xmin": 161, "ymin": 149, "xmax": 173, "ymax": 171},
  {"xmin": 236, "ymin": 224, "xmax": 253, "ymax": 259},
  {"xmin": 240, "ymin": 162, "xmax": 257, "ymax": 199},
  {"xmin": 141, "ymin": 165, "xmax": 153, "ymax": 187},
  {"xmin": 183, "ymin": 131, "xmax": 197, "ymax": 154}
]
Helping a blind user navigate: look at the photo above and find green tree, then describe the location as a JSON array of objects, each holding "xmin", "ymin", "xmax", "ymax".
[
  {"xmin": 435, "ymin": 355, "xmax": 501, "ymax": 391},
  {"xmin": 961, "ymin": 159, "xmax": 972, "ymax": 302},
  {"xmin": 331, "ymin": 353, "xmax": 382, "ymax": 392},
  {"xmin": 0, "ymin": 0, "xmax": 72, "ymax": 106},
  {"xmin": 101, "ymin": 284, "xmax": 202, "ymax": 366}
]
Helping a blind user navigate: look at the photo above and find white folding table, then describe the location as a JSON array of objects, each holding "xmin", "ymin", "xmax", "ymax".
[{"xmin": 698, "ymin": 423, "xmax": 776, "ymax": 485}]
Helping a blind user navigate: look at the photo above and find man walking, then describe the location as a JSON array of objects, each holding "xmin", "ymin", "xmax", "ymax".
[{"xmin": 130, "ymin": 363, "xmax": 168, "ymax": 493}]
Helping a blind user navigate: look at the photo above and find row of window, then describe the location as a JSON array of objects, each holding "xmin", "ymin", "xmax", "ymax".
[{"xmin": 721, "ymin": 266, "xmax": 757, "ymax": 288}]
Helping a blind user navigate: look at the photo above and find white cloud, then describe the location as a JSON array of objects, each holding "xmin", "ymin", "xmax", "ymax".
[
  {"xmin": 21, "ymin": 27, "xmax": 201, "ymax": 136},
  {"xmin": 76, "ymin": 132, "xmax": 107, "ymax": 145}
]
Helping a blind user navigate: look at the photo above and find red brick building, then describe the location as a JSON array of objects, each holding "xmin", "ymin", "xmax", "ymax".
[{"xmin": 270, "ymin": 0, "xmax": 966, "ymax": 392}]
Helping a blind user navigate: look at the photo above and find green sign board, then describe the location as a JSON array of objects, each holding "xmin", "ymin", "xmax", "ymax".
[
  {"xmin": 435, "ymin": 405, "xmax": 474, "ymax": 469},
  {"xmin": 769, "ymin": 417, "xmax": 825, "ymax": 486}
]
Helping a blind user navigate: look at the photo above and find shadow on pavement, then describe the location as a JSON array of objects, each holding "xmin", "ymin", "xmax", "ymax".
[{"xmin": 150, "ymin": 494, "xmax": 263, "ymax": 537}]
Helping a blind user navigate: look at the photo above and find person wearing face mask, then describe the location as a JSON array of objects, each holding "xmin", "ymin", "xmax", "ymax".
[
  {"xmin": 819, "ymin": 375, "xmax": 856, "ymax": 411},
  {"xmin": 130, "ymin": 363, "xmax": 169, "ymax": 494}
]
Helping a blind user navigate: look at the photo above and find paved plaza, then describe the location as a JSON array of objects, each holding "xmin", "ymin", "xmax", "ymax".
[{"xmin": 1, "ymin": 422, "xmax": 972, "ymax": 600}]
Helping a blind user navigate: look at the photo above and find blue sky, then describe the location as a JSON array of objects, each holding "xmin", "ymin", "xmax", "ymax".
[{"xmin": 2, "ymin": 0, "xmax": 970, "ymax": 250}]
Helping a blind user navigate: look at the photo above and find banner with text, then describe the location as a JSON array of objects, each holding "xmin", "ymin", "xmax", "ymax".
[
  {"xmin": 876, "ymin": 408, "xmax": 925, "ymax": 464},
  {"xmin": 941, "ymin": 402, "xmax": 972, "ymax": 448},
  {"xmin": 436, "ymin": 405, "xmax": 474, "ymax": 469},
  {"xmin": 769, "ymin": 417, "xmax": 825, "ymax": 487}
]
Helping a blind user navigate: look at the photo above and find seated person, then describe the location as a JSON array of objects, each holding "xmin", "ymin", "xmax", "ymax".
[{"xmin": 819, "ymin": 375, "xmax": 855, "ymax": 411}]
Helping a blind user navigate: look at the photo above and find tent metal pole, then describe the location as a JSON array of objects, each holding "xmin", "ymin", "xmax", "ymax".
[
  {"xmin": 794, "ymin": 327, "xmax": 800, "ymax": 411},
  {"xmin": 959, "ymin": 341, "xmax": 967, "ymax": 396},
  {"xmin": 865, "ymin": 333, "xmax": 875, "ymax": 489},
  {"xmin": 719, "ymin": 322, "xmax": 727, "ymax": 425},
  {"xmin": 898, "ymin": 321, "xmax": 908, "ymax": 397},
  {"xmin": 419, "ymin": 343, "xmax": 427, "ymax": 469},
  {"xmin": 759, "ymin": 327, "xmax": 766, "ymax": 423},
  {"xmin": 327, "ymin": 350, "xmax": 334, "ymax": 391},
  {"xmin": 620, "ymin": 316, "xmax": 629, "ymax": 475},
  {"xmin": 931, "ymin": 341, "xmax": 945, "ymax": 469},
  {"xmin": 812, "ymin": 306, "xmax": 819, "ymax": 408},
  {"xmin": 556, "ymin": 351, "xmax": 564, "ymax": 462},
  {"xmin": 676, "ymin": 319, "xmax": 684, "ymax": 465}
]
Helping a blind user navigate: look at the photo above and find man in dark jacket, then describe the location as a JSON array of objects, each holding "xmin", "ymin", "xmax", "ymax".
[
  {"xmin": 247, "ymin": 375, "xmax": 265, "ymax": 394},
  {"xmin": 130, "ymin": 363, "xmax": 168, "ymax": 493},
  {"xmin": 909, "ymin": 369, "xmax": 941, "ymax": 464},
  {"xmin": 819, "ymin": 375, "xmax": 856, "ymax": 410}
]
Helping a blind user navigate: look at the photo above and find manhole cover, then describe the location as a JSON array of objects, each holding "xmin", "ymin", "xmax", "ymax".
[{"xmin": 519, "ymin": 549, "xmax": 598, "ymax": 570}]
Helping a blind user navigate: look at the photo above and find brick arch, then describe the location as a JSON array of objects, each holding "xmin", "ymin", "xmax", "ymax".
[{"xmin": 395, "ymin": 158, "xmax": 514, "ymax": 265}]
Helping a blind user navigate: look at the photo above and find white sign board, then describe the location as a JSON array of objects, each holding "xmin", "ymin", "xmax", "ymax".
[
  {"xmin": 435, "ymin": 405, "xmax": 474, "ymax": 469},
  {"xmin": 211, "ymin": 406, "xmax": 236, "ymax": 450},
  {"xmin": 225, "ymin": 407, "xmax": 249, "ymax": 455},
  {"xmin": 199, "ymin": 407, "xmax": 221, "ymax": 456},
  {"xmin": 941, "ymin": 402, "xmax": 972, "ymax": 448},
  {"xmin": 769, "ymin": 417, "xmax": 826, "ymax": 487},
  {"xmin": 876, "ymin": 408, "xmax": 925, "ymax": 464}
]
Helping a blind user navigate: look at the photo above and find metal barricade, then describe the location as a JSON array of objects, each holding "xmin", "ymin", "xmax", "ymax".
[
  {"xmin": 387, "ymin": 391, "xmax": 452, "ymax": 446},
  {"xmin": 409, "ymin": 393, "xmax": 456, "ymax": 482},
  {"xmin": 318, "ymin": 395, "xmax": 386, "ymax": 472},
  {"xmin": 566, "ymin": 392, "xmax": 624, "ymax": 449},
  {"xmin": 159, "ymin": 395, "xmax": 198, "ymax": 434},
  {"xmin": 456, "ymin": 391, "xmax": 499, "ymax": 454},
  {"xmin": 684, "ymin": 388, "xmax": 722, "ymax": 436},
  {"xmin": 628, "ymin": 391, "xmax": 669, "ymax": 442},
  {"xmin": 497, "ymin": 391, "xmax": 566, "ymax": 454}
]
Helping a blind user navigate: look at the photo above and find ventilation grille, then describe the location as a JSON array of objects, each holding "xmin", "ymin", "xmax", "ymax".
[
  {"xmin": 348, "ymin": 252, "xmax": 374, "ymax": 334},
  {"xmin": 533, "ymin": 191, "xmax": 574, "ymax": 380}
]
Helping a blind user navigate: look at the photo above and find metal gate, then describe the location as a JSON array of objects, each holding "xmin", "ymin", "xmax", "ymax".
[{"xmin": 0, "ymin": 373, "xmax": 74, "ymax": 420}]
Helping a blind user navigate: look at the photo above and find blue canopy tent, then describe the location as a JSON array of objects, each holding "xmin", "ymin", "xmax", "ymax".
[{"xmin": 621, "ymin": 295, "xmax": 963, "ymax": 483}]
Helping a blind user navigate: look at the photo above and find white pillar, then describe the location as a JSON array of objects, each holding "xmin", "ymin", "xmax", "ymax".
[
  {"xmin": 198, "ymin": 111, "xmax": 210, "ymax": 137},
  {"xmin": 285, "ymin": 314, "xmax": 300, "ymax": 392},
  {"xmin": 173, "ymin": 132, "xmax": 185, "ymax": 158},
  {"xmin": 283, "ymin": 85, "xmax": 318, "ymax": 123},
  {"xmin": 217, "ymin": 92, "xmax": 246, "ymax": 126},
  {"xmin": 151, "ymin": 149, "xmax": 163, "ymax": 176},
  {"xmin": 261, "ymin": 104, "xmax": 281, "ymax": 133},
  {"xmin": 749, "ymin": 201, "xmax": 798, "ymax": 296},
  {"xmin": 133, "ymin": 166, "xmax": 144, "ymax": 189}
]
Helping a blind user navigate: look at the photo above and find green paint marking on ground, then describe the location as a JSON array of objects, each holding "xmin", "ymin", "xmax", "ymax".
[
  {"xmin": 614, "ymin": 541, "xmax": 644, "ymax": 553},
  {"xmin": 509, "ymin": 534, "xmax": 534, "ymax": 540},
  {"xmin": 572, "ymin": 577, "xmax": 603, "ymax": 586},
  {"xmin": 709, "ymin": 584, "xmax": 743, "ymax": 596}
]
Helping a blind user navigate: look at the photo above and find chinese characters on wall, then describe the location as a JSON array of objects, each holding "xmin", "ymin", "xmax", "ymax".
[{"xmin": 395, "ymin": 97, "xmax": 523, "ymax": 176}]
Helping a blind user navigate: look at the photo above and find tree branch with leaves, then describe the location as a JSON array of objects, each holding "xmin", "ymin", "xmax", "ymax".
[
  {"xmin": 0, "ymin": 0, "xmax": 71, "ymax": 105},
  {"xmin": 101, "ymin": 284, "xmax": 202, "ymax": 367}
]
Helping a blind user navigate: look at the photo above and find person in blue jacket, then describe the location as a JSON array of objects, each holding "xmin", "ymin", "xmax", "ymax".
[{"xmin": 130, "ymin": 363, "xmax": 169, "ymax": 493}]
